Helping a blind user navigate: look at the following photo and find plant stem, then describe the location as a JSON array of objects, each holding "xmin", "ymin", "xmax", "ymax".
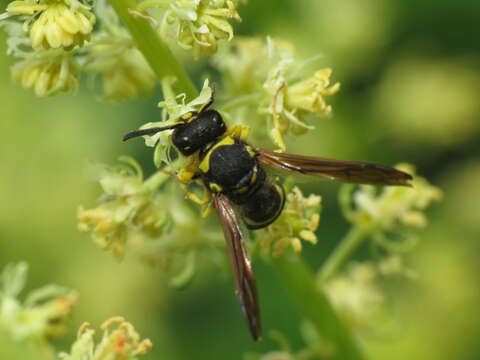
[
  {"xmin": 108, "ymin": 0, "xmax": 198, "ymax": 99},
  {"xmin": 142, "ymin": 170, "xmax": 170, "ymax": 193},
  {"xmin": 273, "ymin": 255, "xmax": 365, "ymax": 360},
  {"xmin": 318, "ymin": 225, "xmax": 371, "ymax": 283},
  {"xmin": 219, "ymin": 93, "xmax": 262, "ymax": 111}
]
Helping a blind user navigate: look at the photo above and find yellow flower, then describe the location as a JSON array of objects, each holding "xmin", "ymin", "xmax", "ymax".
[
  {"xmin": 260, "ymin": 186, "xmax": 321, "ymax": 257},
  {"xmin": 59, "ymin": 317, "xmax": 152, "ymax": 360},
  {"xmin": 323, "ymin": 262, "xmax": 384, "ymax": 331},
  {"xmin": 212, "ymin": 38, "xmax": 340, "ymax": 151},
  {"xmin": 5, "ymin": 0, "xmax": 95, "ymax": 49},
  {"xmin": 263, "ymin": 39, "xmax": 340, "ymax": 150},
  {"xmin": 0, "ymin": 262, "xmax": 78, "ymax": 341},
  {"xmin": 12, "ymin": 52, "xmax": 78, "ymax": 96},
  {"xmin": 78, "ymin": 158, "xmax": 168, "ymax": 260},
  {"xmin": 285, "ymin": 69, "xmax": 340, "ymax": 120},
  {"xmin": 159, "ymin": 0, "xmax": 241, "ymax": 58},
  {"xmin": 349, "ymin": 163, "xmax": 442, "ymax": 230}
]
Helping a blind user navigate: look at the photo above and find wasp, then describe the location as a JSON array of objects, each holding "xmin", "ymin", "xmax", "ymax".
[{"xmin": 123, "ymin": 95, "xmax": 412, "ymax": 341}]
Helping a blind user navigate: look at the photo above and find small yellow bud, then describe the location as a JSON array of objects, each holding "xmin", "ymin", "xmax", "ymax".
[
  {"xmin": 12, "ymin": 54, "xmax": 78, "ymax": 97},
  {"xmin": 6, "ymin": 1, "xmax": 46, "ymax": 15}
]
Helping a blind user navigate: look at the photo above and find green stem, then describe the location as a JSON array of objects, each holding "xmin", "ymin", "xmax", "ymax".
[
  {"xmin": 318, "ymin": 225, "xmax": 372, "ymax": 283},
  {"xmin": 108, "ymin": 0, "xmax": 198, "ymax": 98},
  {"xmin": 142, "ymin": 170, "xmax": 171, "ymax": 193},
  {"xmin": 272, "ymin": 255, "xmax": 365, "ymax": 360},
  {"xmin": 219, "ymin": 93, "xmax": 262, "ymax": 111},
  {"xmin": 136, "ymin": 0, "xmax": 171, "ymax": 11}
]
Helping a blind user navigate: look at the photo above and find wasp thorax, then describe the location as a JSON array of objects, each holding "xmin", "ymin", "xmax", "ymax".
[{"xmin": 172, "ymin": 110, "xmax": 226, "ymax": 156}]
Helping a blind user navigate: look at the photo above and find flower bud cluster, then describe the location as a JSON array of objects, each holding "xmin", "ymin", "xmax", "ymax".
[
  {"xmin": 345, "ymin": 163, "xmax": 442, "ymax": 230},
  {"xmin": 260, "ymin": 186, "xmax": 321, "ymax": 257},
  {"xmin": 323, "ymin": 256, "xmax": 417, "ymax": 335},
  {"xmin": 1, "ymin": 0, "xmax": 156, "ymax": 100},
  {"xmin": 4, "ymin": 0, "xmax": 95, "ymax": 50},
  {"xmin": 142, "ymin": 0, "xmax": 242, "ymax": 58},
  {"xmin": 0, "ymin": 262, "xmax": 78, "ymax": 342},
  {"xmin": 323, "ymin": 262, "xmax": 385, "ymax": 332},
  {"xmin": 78, "ymin": 155, "xmax": 225, "ymax": 287},
  {"xmin": 0, "ymin": 0, "xmax": 93, "ymax": 97},
  {"xmin": 59, "ymin": 317, "xmax": 152, "ymax": 360},
  {"xmin": 212, "ymin": 37, "xmax": 340, "ymax": 150},
  {"xmin": 12, "ymin": 50, "xmax": 78, "ymax": 96},
  {"xmin": 78, "ymin": 157, "xmax": 169, "ymax": 261}
]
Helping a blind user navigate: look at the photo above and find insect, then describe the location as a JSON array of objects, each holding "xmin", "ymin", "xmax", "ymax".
[{"xmin": 123, "ymin": 94, "xmax": 412, "ymax": 341}]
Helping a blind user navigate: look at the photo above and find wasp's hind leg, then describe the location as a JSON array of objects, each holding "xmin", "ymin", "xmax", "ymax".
[{"xmin": 179, "ymin": 183, "xmax": 213, "ymax": 218}]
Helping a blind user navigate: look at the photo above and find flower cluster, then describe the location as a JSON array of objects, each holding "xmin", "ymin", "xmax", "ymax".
[
  {"xmin": 142, "ymin": 0, "xmax": 242, "ymax": 58},
  {"xmin": 2, "ymin": 0, "xmax": 95, "ymax": 49},
  {"xmin": 78, "ymin": 157, "xmax": 169, "ymax": 261},
  {"xmin": 84, "ymin": 0, "xmax": 156, "ymax": 101},
  {"xmin": 0, "ymin": 0, "xmax": 95, "ymax": 96},
  {"xmin": 78, "ymin": 155, "xmax": 225, "ymax": 287},
  {"xmin": 59, "ymin": 317, "xmax": 152, "ymax": 360},
  {"xmin": 0, "ymin": 262, "xmax": 78, "ymax": 341},
  {"xmin": 1, "ymin": 0, "xmax": 156, "ymax": 99},
  {"xmin": 344, "ymin": 163, "xmax": 442, "ymax": 230},
  {"xmin": 12, "ymin": 50, "xmax": 78, "ymax": 96},
  {"xmin": 323, "ymin": 262, "xmax": 385, "ymax": 332},
  {"xmin": 260, "ymin": 187, "xmax": 321, "ymax": 257},
  {"xmin": 212, "ymin": 37, "xmax": 340, "ymax": 150},
  {"xmin": 322, "ymin": 256, "xmax": 416, "ymax": 335}
]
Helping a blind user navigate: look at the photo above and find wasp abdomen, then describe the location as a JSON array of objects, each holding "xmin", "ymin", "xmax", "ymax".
[{"xmin": 241, "ymin": 182, "xmax": 285, "ymax": 230}]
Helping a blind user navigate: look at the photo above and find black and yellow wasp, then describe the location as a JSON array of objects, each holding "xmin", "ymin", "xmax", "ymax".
[{"xmin": 123, "ymin": 94, "xmax": 412, "ymax": 341}]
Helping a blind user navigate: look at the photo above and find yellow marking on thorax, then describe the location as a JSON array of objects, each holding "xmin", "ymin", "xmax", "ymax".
[
  {"xmin": 198, "ymin": 136, "xmax": 235, "ymax": 173},
  {"xmin": 226, "ymin": 124, "xmax": 251, "ymax": 142},
  {"xmin": 209, "ymin": 183, "xmax": 223, "ymax": 192}
]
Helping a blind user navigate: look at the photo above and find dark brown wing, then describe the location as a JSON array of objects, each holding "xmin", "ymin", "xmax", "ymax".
[
  {"xmin": 213, "ymin": 194, "xmax": 261, "ymax": 341},
  {"xmin": 256, "ymin": 149, "xmax": 412, "ymax": 186}
]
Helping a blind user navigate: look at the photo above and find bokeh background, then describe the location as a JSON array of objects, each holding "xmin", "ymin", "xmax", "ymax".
[{"xmin": 1, "ymin": 0, "xmax": 479, "ymax": 359}]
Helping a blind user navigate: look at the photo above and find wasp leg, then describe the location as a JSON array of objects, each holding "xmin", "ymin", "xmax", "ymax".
[
  {"xmin": 179, "ymin": 183, "xmax": 213, "ymax": 218},
  {"xmin": 177, "ymin": 154, "xmax": 200, "ymax": 183},
  {"xmin": 226, "ymin": 124, "xmax": 251, "ymax": 142},
  {"xmin": 201, "ymin": 198, "xmax": 213, "ymax": 218},
  {"xmin": 177, "ymin": 168, "xmax": 196, "ymax": 183}
]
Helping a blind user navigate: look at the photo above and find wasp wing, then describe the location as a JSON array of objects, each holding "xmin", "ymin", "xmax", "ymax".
[
  {"xmin": 256, "ymin": 149, "xmax": 412, "ymax": 186},
  {"xmin": 213, "ymin": 194, "xmax": 261, "ymax": 341}
]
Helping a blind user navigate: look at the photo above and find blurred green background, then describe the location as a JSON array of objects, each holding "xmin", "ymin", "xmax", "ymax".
[{"xmin": 1, "ymin": 0, "xmax": 479, "ymax": 359}]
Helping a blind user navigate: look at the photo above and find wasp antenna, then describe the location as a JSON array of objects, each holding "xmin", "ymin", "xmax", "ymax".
[{"xmin": 122, "ymin": 124, "xmax": 180, "ymax": 141}]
